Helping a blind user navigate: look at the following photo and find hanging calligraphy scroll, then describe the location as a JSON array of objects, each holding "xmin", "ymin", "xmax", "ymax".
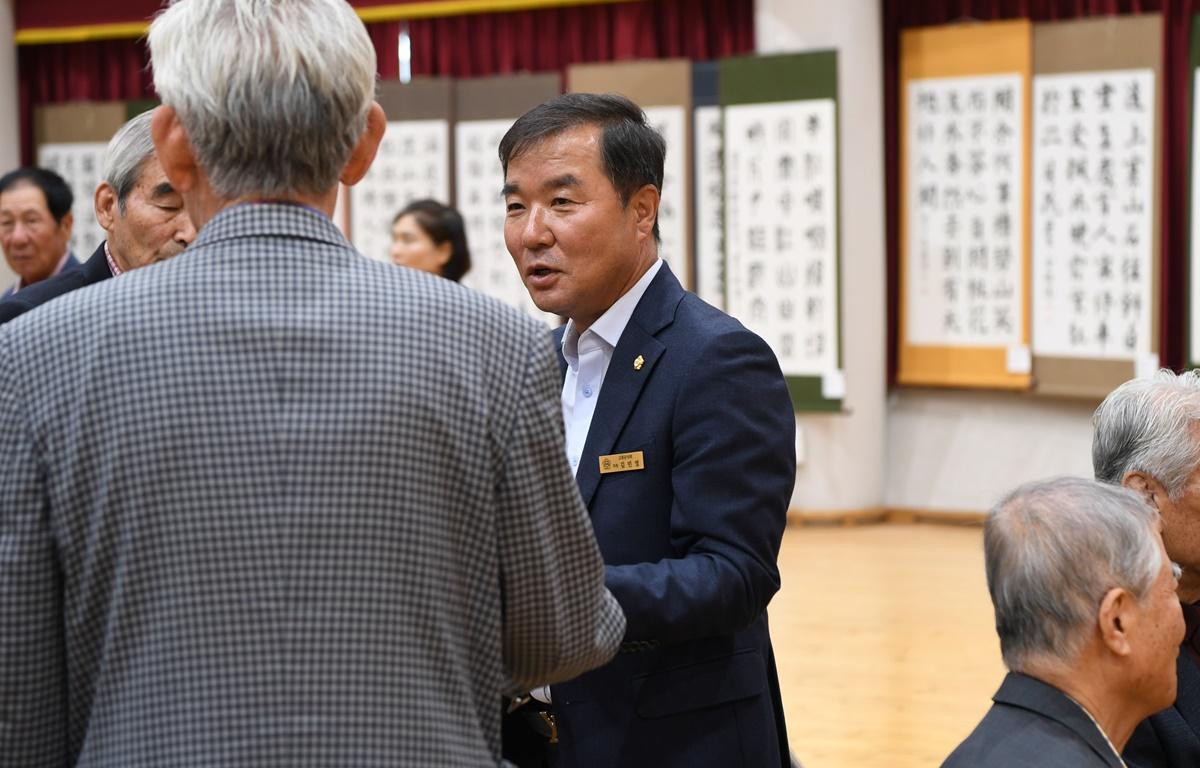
[
  {"xmin": 1032, "ymin": 16, "xmax": 1161, "ymax": 397},
  {"xmin": 34, "ymin": 102, "xmax": 128, "ymax": 262},
  {"xmin": 349, "ymin": 79, "xmax": 453, "ymax": 264},
  {"xmin": 693, "ymin": 61, "xmax": 725, "ymax": 311},
  {"xmin": 454, "ymin": 74, "xmax": 561, "ymax": 326},
  {"xmin": 567, "ymin": 60, "xmax": 694, "ymax": 289},
  {"xmin": 721, "ymin": 51, "xmax": 842, "ymax": 412},
  {"xmin": 899, "ymin": 21, "xmax": 1032, "ymax": 389}
]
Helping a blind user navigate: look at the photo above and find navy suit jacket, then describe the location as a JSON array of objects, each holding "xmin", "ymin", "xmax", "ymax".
[
  {"xmin": 0, "ymin": 245, "xmax": 109, "ymax": 325},
  {"xmin": 942, "ymin": 673, "xmax": 1125, "ymax": 767},
  {"xmin": 1124, "ymin": 647, "xmax": 1200, "ymax": 767},
  {"xmin": 549, "ymin": 264, "xmax": 796, "ymax": 767}
]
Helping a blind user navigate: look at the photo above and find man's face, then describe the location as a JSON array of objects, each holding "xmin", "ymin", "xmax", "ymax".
[
  {"xmin": 1138, "ymin": 427, "xmax": 1200, "ymax": 575},
  {"xmin": 1158, "ymin": 465, "xmax": 1200, "ymax": 572},
  {"xmin": 1128, "ymin": 530, "xmax": 1185, "ymax": 713},
  {"xmin": 503, "ymin": 124, "xmax": 656, "ymax": 332},
  {"xmin": 0, "ymin": 182, "xmax": 72, "ymax": 285},
  {"xmin": 97, "ymin": 158, "xmax": 195, "ymax": 271}
]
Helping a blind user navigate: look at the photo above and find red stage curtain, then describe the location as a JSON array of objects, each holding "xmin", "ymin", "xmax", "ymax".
[
  {"xmin": 13, "ymin": 0, "xmax": 449, "ymax": 29},
  {"xmin": 17, "ymin": 38, "xmax": 153, "ymax": 165},
  {"xmin": 374, "ymin": 0, "xmax": 752, "ymax": 78},
  {"xmin": 883, "ymin": 0, "xmax": 1194, "ymax": 377},
  {"xmin": 17, "ymin": 0, "xmax": 753, "ymax": 163}
]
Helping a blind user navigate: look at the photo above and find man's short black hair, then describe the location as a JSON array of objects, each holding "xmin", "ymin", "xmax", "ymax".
[
  {"xmin": 499, "ymin": 92, "xmax": 665, "ymax": 241},
  {"xmin": 0, "ymin": 167, "xmax": 74, "ymax": 223}
]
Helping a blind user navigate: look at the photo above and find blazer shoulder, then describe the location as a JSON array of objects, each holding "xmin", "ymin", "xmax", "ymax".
[
  {"xmin": 1, "ymin": 247, "xmax": 110, "ymax": 313},
  {"xmin": 670, "ymin": 291, "xmax": 766, "ymax": 340},
  {"xmin": 361, "ymin": 260, "xmax": 553, "ymax": 363},
  {"xmin": 0, "ymin": 267, "xmax": 100, "ymax": 326},
  {"xmin": 944, "ymin": 702, "xmax": 1115, "ymax": 767},
  {"xmin": 659, "ymin": 292, "xmax": 780, "ymax": 368}
]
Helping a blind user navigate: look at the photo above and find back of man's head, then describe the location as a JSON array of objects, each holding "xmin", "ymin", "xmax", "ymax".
[
  {"xmin": 985, "ymin": 477, "xmax": 1161, "ymax": 672},
  {"xmin": 147, "ymin": 0, "xmax": 376, "ymax": 199},
  {"xmin": 0, "ymin": 167, "xmax": 73, "ymax": 223},
  {"xmin": 1093, "ymin": 370, "xmax": 1200, "ymax": 498}
]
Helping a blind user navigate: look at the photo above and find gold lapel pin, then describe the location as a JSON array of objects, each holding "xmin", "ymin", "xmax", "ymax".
[{"xmin": 633, "ymin": 355, "xmax": 645, "ymax": 371}]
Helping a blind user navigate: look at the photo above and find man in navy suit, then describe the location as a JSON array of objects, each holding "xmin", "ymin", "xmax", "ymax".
[
  {"xmin": 500, "ymin": 93, "xmax": 796, "ymax": 767},
  {"xmin": 0, "ymin": 111, "xmax": 196, "ymax": 325},
  {"xmin": 0, "ymin": 167, "xmax": 78, "ymax": 298},
  {"xmin": 943, "ymin": 478, "xmax": 1184, "ymax": 767}
]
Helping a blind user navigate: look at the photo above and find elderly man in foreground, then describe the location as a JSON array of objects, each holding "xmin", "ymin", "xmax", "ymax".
[
  {"xmin": 942, "ymin": 477, "xmax": 1183, "ymax": 767},
  {"xmin": 1094, "ymin": 370, "xmax": 1200, "ymax": 766},
  {"xmin": 0, "ymin": 0, "xmax": 624, "ymax": 765}
]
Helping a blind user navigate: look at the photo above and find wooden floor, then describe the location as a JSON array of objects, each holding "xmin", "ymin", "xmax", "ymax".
[{"xmin": 772, "ymin": 522, "xmax": 1004, "ymax": 768}]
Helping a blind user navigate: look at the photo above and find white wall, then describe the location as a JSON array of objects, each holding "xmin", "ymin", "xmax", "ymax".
[
  {"xmin": 757, "ymin": 0, "xmax": 888, "ymax": 511},
  {"xmin": 758, "ymin": 0, "xmax": 1099, "ymax": 514},
  {"xmin": 0, "ymin": 0, "xmax": 18, "ymax": 288},
  {"xmin": 885, "ymin": 389, "xmax": 1095, "ymax": 512}
]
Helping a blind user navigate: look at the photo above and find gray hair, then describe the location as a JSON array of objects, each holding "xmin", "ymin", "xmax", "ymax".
[
  {"xmin": 103, "ymin": 111, "xmax": 157, "ymax": 214},
  {"xmin": 147, "ymin": 0, "xmax": 377, "ymax": 199},
  {"xmin": 1093, "ymin": 370, "xmax": 1200, "ymax": 499},
  {"xmin": 985, "ymin": 477, "xmax": 1163, "ymax": 671}
]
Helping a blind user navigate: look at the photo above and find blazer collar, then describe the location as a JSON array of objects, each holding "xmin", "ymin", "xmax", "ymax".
[
  {"xmin": 87, "ymin": 242, "xmax": 116, "ymax": 280},
  {"xmin": 993, "ymin": 672, "xmax": 1125, "ymax": 767},
  {"xmin": 191, "ymin": 201, "xmax": 351, "ymax": 253},
  {"xmin": 572, "ymin": 263, "xmax": 685, "ymax": 507}
]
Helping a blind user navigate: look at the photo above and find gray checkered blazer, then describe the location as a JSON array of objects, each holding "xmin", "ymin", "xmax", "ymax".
[{"xmin": 0, "ymin": 203, "xmax": 625, "ymax": 767}]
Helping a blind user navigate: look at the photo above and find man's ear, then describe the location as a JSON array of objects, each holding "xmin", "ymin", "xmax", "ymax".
[
  {"xmin": 1124, "ymin": 471, "xmax": 1164, "ymax": 509},
  {"xmin": 340, "ymin": 101, "xmax": 387, "ymax": 186},
  {"xmin": 59, "ymin": 210, "xmax": 73, "ymax": 241},
  {"xmin": 629, "ymin": 183, "xmax": 660, "ymax": 241},
  {"xmin": 1097, "ymin": 586, "xmax": 1135, "ymax": 658},
  {"xmin": 150, "ymin": 105, "xmax": 199, "ymax": 195},
  {"xmin": 94, "ymin": 182, "xmax": 117, "ymax": 232}
]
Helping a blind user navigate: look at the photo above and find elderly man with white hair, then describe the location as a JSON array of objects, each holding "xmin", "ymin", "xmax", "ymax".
[
  {"xmin": 0, "ymin": 110, "xmax": 196, "ymax": 324},
  {"xmin": 0, "ymin": 0, "xmax": 624, "ymax": 765},
  {"xmin": 1094, "ymin": 370, "xmax": 1200, "ymax": 766},
  {"xmin": 942, "ymin": 477, "xmax": 1184, "ymax": 767}
]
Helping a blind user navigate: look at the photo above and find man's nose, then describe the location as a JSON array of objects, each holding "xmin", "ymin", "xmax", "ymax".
[
  {"xmin": 521, "ymin": 207, "xmax": 554, "ymax": 249},
  {"xmin": 176, "ymin": 216, "xmax": 197, "ymax": 246}
]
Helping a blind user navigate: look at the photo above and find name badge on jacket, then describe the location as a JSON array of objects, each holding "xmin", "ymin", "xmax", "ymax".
[{"xmin": 599, "ymin": 451, "xmax": 645, "ymax": 474}]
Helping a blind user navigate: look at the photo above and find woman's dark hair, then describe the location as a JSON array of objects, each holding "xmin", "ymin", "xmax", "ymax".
[{"xmin": 392, "ymin": 199, "xmax": 471, "ymax": 282}]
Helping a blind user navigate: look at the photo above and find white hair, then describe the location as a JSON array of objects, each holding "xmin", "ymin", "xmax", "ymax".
[
  {"xmin": 103, "ymin": 111, "xmax": 157, "ymax": 214},
  {"xmin": 148, "ymin": 0, "xmax": 377, "ymax": 199},
  {"xmin": 1093, "ymin": 369, "xmax": 1200, "ymax": 499},
  {"xmin": 985, "ymin": 477, "xmax": 1164, "ymax": 671}
]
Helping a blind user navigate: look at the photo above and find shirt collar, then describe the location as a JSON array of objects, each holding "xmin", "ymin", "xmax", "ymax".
[
  {"xmin": 103, "ymin": 241, "xmax": 124, "ymax": 277},
  {"xmin": 561, "ymin": 259, "xmax": 663, "ymax": 365},
  {"xmin": 1062, "ymin": 691, "xmax": 1127, "ymax": 767}
]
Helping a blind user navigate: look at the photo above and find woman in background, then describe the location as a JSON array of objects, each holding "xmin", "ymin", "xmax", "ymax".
[{"xmin": 389, "ymin": 199, "xmax": 471, "ymax": 282}]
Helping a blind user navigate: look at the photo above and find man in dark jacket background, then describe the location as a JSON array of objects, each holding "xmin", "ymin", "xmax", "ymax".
[{"xmin": 0, "ymin": 110, "xmax": 195, "ymax": 325}]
